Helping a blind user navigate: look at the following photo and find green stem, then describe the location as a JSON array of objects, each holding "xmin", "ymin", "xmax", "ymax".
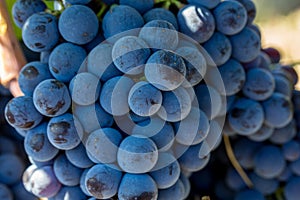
[{"xmin": 97, "ymin": 2, "xmax": 108, "ymax": 21}]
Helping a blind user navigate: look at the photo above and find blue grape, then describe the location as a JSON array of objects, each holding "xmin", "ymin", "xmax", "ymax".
[
  {"xmin": 242, "ymin": 68, "xmax": 275, "ymax": 101},
  {"xmin": 234, "ymin": 189, "xmax": 265, "ymax": 200},
  {"xmin": 0, "ymin": 153, "xmax": 25, "ymax": 185},
  {"xmin": 112, "ymin": 36, "xmax": 151, "ymax": 75},
  {"xmin": 277, "ymin": 166, "xmax": 293, "ymax": 182},
  {"xmin": 194, "ymin": 84, "xmax": 223, "ymax": 119},
  {"xmin": 18, "ymin": 61, "xmax": 52, "ymax": 96},
  {"xmin": 157, "ymin": 87, "xmax": 192, "ymax": 122},
  {"xmin": 143, "ymin": 8, "xmax": 178, "ymax": 30},
  {"xmin": 290, "ymin": 158, "xmax": 300, "ymax": 176},
  {"xmin": 53, "ymin": 154, "xmax": 83, "ymax": 186},
  {"xmin": 65, "ymin": 0, "xmax": 91, "ymax": 4},
  {"xmin": 102, "ymin": 5, "xmax": 144, "ymax": 39},
  {"xmin": 85, "ymin": 128, "xmax": 122, "ymax": 164},
  {"xmin": 23, "ymin": 165, "xmax": 61, "ymax": 198},
  {"xmin": 24, "ymin": 122, "xmax": 59, "ymax": 162},
  {"xmin": 28, "ymin": 156, "xmax": 54, "ymax": 167},
  {"xmin": 59, "ymin": 5, "xmax": 99, "ymax": 44},
  {"xmin": 218, "ymin": 59, "xmax": 246, "ymax": 96},
  {"xmin": 174, "ymin": 107, "xmax": 209, "ymax": 146},
  {"xmin": 177, "ymin": 5, "xmax": 215, "ymax": 43},
  {"xmin": 5, "ymin": 96, "xmax": 43, "ymax": 129},
  {"xmin": 262, "ymin": 93, "xmax": 294, "ymax": 128},
  {"xmin": 85, "ymin": 164, "xmax": 122, "ymax": 199},
  {"xmin": 203, "ymin": 32, "xmax": 232, "ymax": 66},
  {"xmin": 248, "ymin": 123, "xmax": 274, "ymax": 142},
  {"xmin": 65, "ymin": 143, "xmax": 94, "ymax": 168},
  {"xmin": 249, "ymin": 172, "xmax": 279, "ymax": 195},
  {"xmin": 33, "ymin": 79, "xmax": 71, "ymax": 117},
  {"xmin": 48, "ymin": 43, "xmax": 87, "ymax": 82},
  {"xmin": 149, "ymin": 152, "xmax": 180, "ymax": 189},
  {"xmin": 117, "ymin": 135, "xmax": 158, "ymax": 173},
  {"xmin": 158, "ymin": 179, "xmax": 185, "ymax": 200},
  {"xmin": 12, "ymin": 182, "xmax": 39, "ymax": 200},
  {"xmin": 213, "ymin": 0, "xmax": 247, "ymax": 35},
  {"xmin": 284, "ymin": 176, "xmax": 300, "ymax": 200},
  {"xmin": 230, "ymin": 27, "xmax": 261, "ymax": 62},
  {"xmin": 12, "ymin": 0, "xmax": 47, "ymax": 28},
  {"xmin": 128, "ymin": 81, "xmax": 162, "ymax": 116},
  {"xmin": 119, "ymin": 0, "xmax": 154, "ymax": 14},
  {"xmin": 282, "ymin": 140, "xmax": 300, "ymax": 162},
  {"xmin": 40, "ymin": 50, "xmax": 50, "ymax": 63},
  {"xmin": 49, "ymin": 186, "xmax": 87, "ymax": 200},
  {"xmin": 84, "ymin": 32, "xmax": 105, "ymax": 53},
  {"xmin": 234, "ymin": 0, "xmax": 257, "ymax": 25},
  {"xmin": 187, "ymin": 0, "xmax": 220, "ymax": 9},
  {"xmin": 225, "ymin": 167, "xmax": 246, "ymax": 191},
  {"xmin": 228, "ymin": 98, "xmax": 264, "ymax": 136},
  {"xmin": 253, "ymin": 145, "xmax": 286, "ymax": 179},
  {"xmin": 175, "ymin": 46, "xmax": 207, "ymax": 87},
  {"xmin": 79, "ymin": 169, "xmax": 91, "ymax": 196},
  {"xmin": 22, "ymin": 12, "xmax": 59, "ymax": 52},
  {"xmin": 73, "ymin": 103, "xmax": 114, "ymax": 134},
  {"xmin": 139, "ymin": 20, "xmax": 178, "ymax": 51},
  {"xmin": 87, "ymin": 43, "xmax": 123, "ymax": 82},
  {"xmin": 99, "ymin": 76, "xmax": 135, "ymax": 116},
  {"xmin": 145, "ymin": 50, "xmax": 186, "ymax": 91},
  {"xmin": 179, "ymin": 173, "xmax": 191, "ymax": 199},
  {"xmin": 273, "ymin": 73, "xmax": 293, "ymax": 97},
  {"xmin": 118, "ymin": 173, "xmax": 158, "ymax": 200},
  {"xmin": 69, "ymin": 72, "xmax": 101, "ymax": 106},
  {"xmin": 47, "ymin": 113, "xmax": 83, "ymax": 150}
]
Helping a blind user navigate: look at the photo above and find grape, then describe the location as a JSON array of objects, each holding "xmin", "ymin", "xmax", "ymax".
[
  {"xmin": 177, "ymin": 5, "xmax": 215, "ymax": 43},
  {"xmin": 268, "ymin": 120, "xmax": 297, "ymax": 145},
  {"xmin": 234, "ymin": 189, "xmax": 265, "ymax": 200},
  {"xmin": 86, "ymin": 128, "xmax": 122, "ymax": 164},
  {"xmin": 290, "ymin": 158, "xmax": 300, "ymax": 176},
  {"xmin": 33, "ymin": 79, "xmax": 71, "ymax": 117},
  {"xmin": 175, "ymin": 46, "xmax": 207, "ymax": 87},
  {"xmin": 179, "ymin": 173, "xmax": 191, "ymax": 199},
  {"xmin": 12, "ymin": 0, "xmax": 47, "ymax": 28},
  {"xmin": 69, "ymin": 72, "xmax": 101, "ymax": 106},
  {"xmin": 253, "ymin": 145, "xmax": 286, "ymax": 179},
  {"xmin": 128, "ymin": 81, "xmax": 162, "ymax": 117},
  {"xmin": 65, "ymin": 0, "xmax": 91, "ymax": 4},
  {"xmin": 273, "ymin": 73, "xmax": 293, "ymax": 97},
  {"xmin": 28, "ymin": 156, "xmax": 54, "ymax": 167},
  {"xmin": 284, "ymin": 177, "xmax": 300, "ymax": 200},
  {"xmin": 59, "ymin": 5, "xmax": 99, "ymax": 45},
  {"xmin": 187, "ymin": 0, "xmax": 220, "ymax": 9},
  {"xmin": 102, "ymin": 5, "xmax": 144, "ymax": 39},
  {"xmin": 242, "ymin": 68, "xmax": 275, "ymax": 101},
  {"xmin": 12, "ymin": 182, "xmax": 39, "ymax": 200},
  {"xmin": 48, "ymin": 43, "xmax": 87, "ymax": 82},
  {"xmin": 73, "ymin": 103, "xmax": 114, "ymax": 134},
  {"xmin": 53, "ymin": 154, "xmax": 83, "ymax": 186},
  {"xmin": 228, "ymin": 98, "xmax": 264, "ymax": 136},
  {"xmin": 262, "ymin": 93, "xmax": 294, "ymax": 128},
  {"xmin": 40, "ymin": 50, "xmax": 50, "ymax": 63},
  {"xmin": 174, "ymin": 107, "xmax": 209, "ymax": 146},
  {"xmin": 277, "ymin": 166, "xmax": 293, "ymax": 182},
  {"xmin": 0, "ymin": 153, "xmax": 25, "ymax": 185},
  {"xmin": 49, "ymin": 186, "xmax": 87, "ymax": 200},
  {"xmin": 5, "ymin": 96, "xmax": 43, "ymax": 130},
  {"xmin": 263, "ymin": 47, "xmax": 281, "ymax": 64},
  {"xmin": 248, "ymin": 123, "xmax": 274, "ymax": 142},
  {"xmin": 143, "ymin": 8, "xmax": 179, "ymax": 30},
  {"xmin": 230, "ymin": 27, "xmax": 261, "ymax": 63},
  {"xmin": 79, "ymin": 169, "xmax": 91, "ymax": 196},
  {"xmin": 117, "ymin": 135, "xmax": 158, "ymax": 173},
  {"xmin": 249, "ymin": 173, "xmax": 279, "ymax": 195},
  {"xmin": 218, "ymin": 59, "xmax": 246, "ymax": 96},
  {"xmin": 22, "ymin": 12, "xmax": 59, "ymax": 52},
  {"xmin": 225, "ymin": 167, "xmax": 246, "ymax": 191},
  {"xmin": 65, "ymin": 143, "xmax": 94, "ymax": 168},
  {"xmin": 119, "ymin": 0, "xmax": 154, "ymax": 14},
  {"xmin": 203, "ymin": 32, "xmax": 232, "ymax": 66},
  {"xmin": 118, "ymin": 173, "xmax": 158, "ymax": 200},
  {"xmin": 23, "ymin": 165, "xmax": 61, "ymax": 198},
  {"xmin": 87, "ymin": 43, "xmax": 123, "ymax": 82},
  {"xmin": 145, "ymin": 50, "xmax": 186, "ymax": 91},
  {"xmin": 282, "ymin": 140, "xmax": 300, "ymax": 162},
  {"xmin": 149, "ymin": 152, "xmax": 181, "ymax": 189},
  {"xmin": 18, "ymin": 61, "xmax": 52, "ymax": 96},
  {"xmin": 85, "ymin": 164, "xmax": 122, "ymax": 199},
  {"xmin": 139, "ymin": 20, "xmax": 178, "ymax": 51},
  {"xmin": 47, "ymin": 113, "xmax": 83, "ymax": 150},
  {"xmin": 157, "ymin": 87, "xmax": 191, "ymax": 122},
  {"xmin": 112, "ymin": 36, "xmax": 151, "ymax": 75},
  {"xmin": 99, "ymin": 76, "xmax": 135, "ymax": 116},
  {"xmin": 24, "ymin": 122, "xmax": 59, "ymax": 162},
  {"xmin": 158, "ymin": 179, "xmax": 185, "ymax": 200}
]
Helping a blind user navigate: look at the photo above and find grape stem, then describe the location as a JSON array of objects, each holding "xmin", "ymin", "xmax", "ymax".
[{"xmin": 223, "ymin": 135, "xmax": 254, "ymax": 188}]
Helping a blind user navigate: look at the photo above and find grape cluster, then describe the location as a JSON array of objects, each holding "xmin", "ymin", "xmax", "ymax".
[{"xmin": 6, "ymin": 0, "xmax": 299, "ymax": 199}]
